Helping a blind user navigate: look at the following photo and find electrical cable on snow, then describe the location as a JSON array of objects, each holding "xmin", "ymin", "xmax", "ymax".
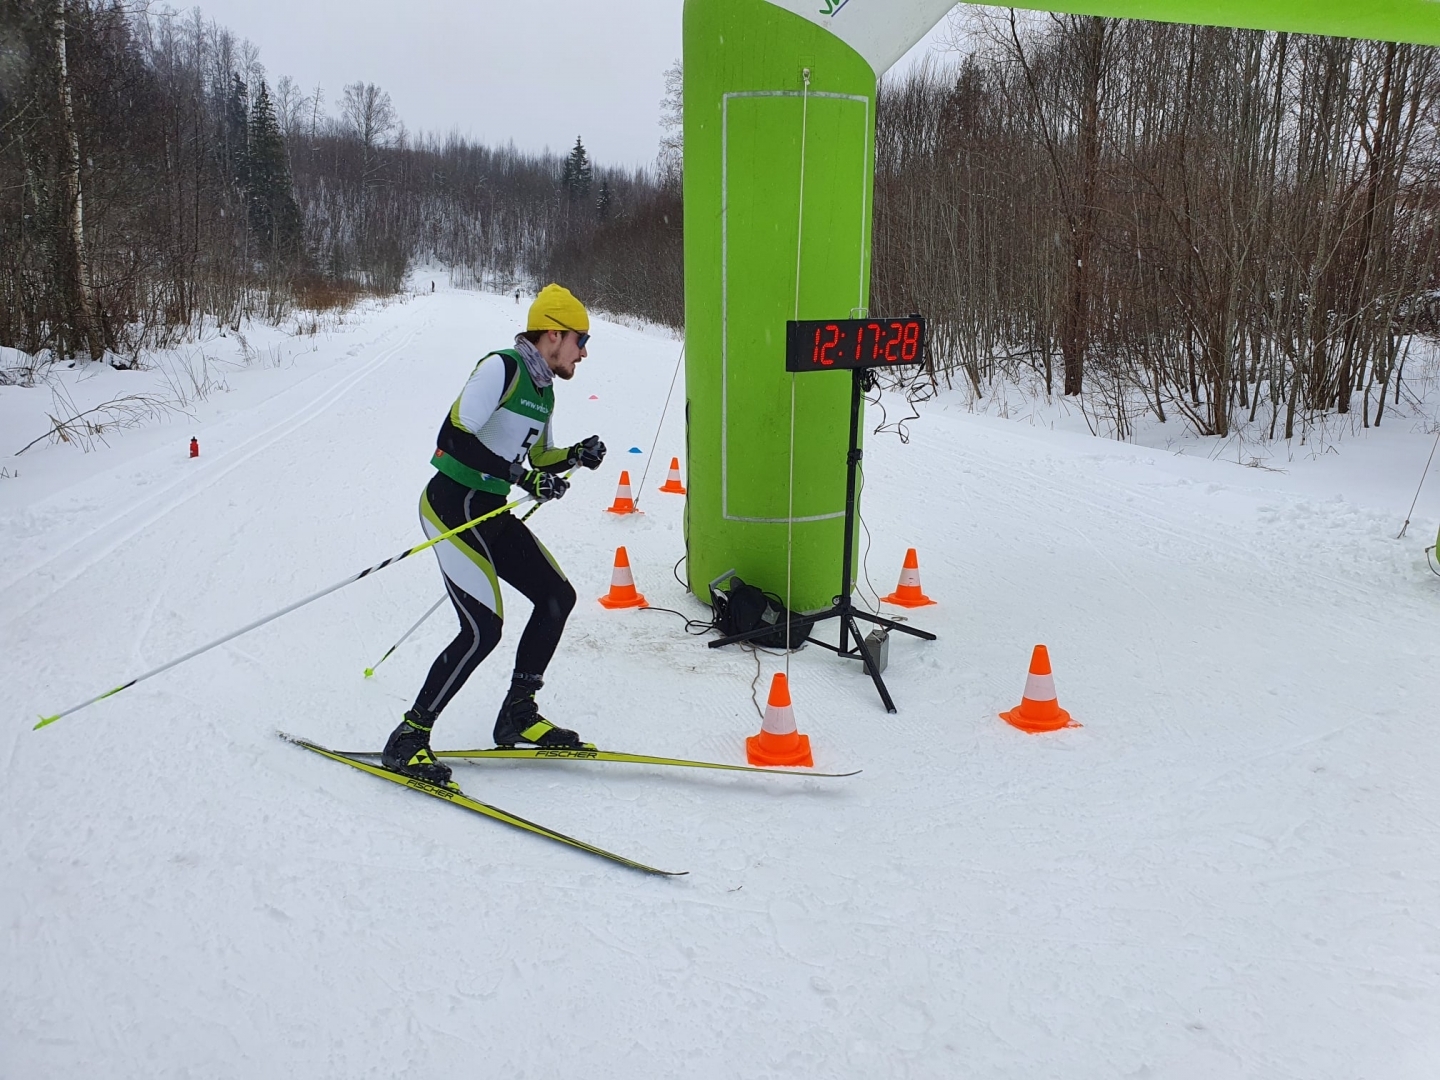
[
  {"xmin": 1397, "ymin": 427, "xmax": 1440, "ymax": 539},
  {"xmin": 748, "ymin": 646, "xmax": 767, "ymax": 717},
  {"xmin": 633, "ymin": 339, "xmax": 687, "ymax": 510},
  {"xmin": 641, "ymin": 600, "xmax": 775, "ymax": 719},
  {"xmin": 642, "ymin": 603, "xmax": 721, "ymax": 637}
]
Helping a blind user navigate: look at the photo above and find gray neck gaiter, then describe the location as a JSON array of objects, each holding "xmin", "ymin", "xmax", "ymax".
[{"xmin": 514, "ymin": 335, "xmax": 555, "ymax": 390}]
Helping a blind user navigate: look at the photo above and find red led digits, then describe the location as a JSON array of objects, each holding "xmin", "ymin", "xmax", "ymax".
[
  {"xmin": 901, "ymin": 320, "xmax": 920, "ymax": 361},
  {"xmin": 787, "ymin": 317, "xmax": 925, "ymax": 371},
  {"xmin": 885, "ymin": 322, "xmax": 904, "ymax": 362},
  {"xmin": 818, "ymin": 323, "xmax": 840, "ymax": 366}
]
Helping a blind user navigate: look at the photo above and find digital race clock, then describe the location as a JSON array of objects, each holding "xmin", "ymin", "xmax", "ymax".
[{"xmin": 784, "ymin": 317, "xmax": 926, "ymax": 373}]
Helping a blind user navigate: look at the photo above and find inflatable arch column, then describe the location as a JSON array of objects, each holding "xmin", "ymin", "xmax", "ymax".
[
  {"xmin": 681, "ymin": 0, "xmax": 1437, "ymax": 611},
  {"xmin": 682, "ymin": 0, "xmax": 954, "ymax": 611}
]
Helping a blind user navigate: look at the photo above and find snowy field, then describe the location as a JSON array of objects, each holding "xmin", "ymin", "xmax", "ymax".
[{"xmin": 3, "ymin": 283, "xmax": 1440, "ymax": 1078}]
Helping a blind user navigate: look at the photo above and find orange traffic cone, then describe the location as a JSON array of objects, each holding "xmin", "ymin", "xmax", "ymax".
[
  {"xmin": 598, "ymin": 546, "xmax": 648, "ymax": 609},
  {"xmin": 659, "ymin": 458, "xmax": 687, "ymax": 495},
  {"xmin": 1000, "ymin": 645, "xmax": 1079, "ymax": 733},
  {"xmin": 606, "ymin": 471, "xmax": 639, "ymax": 515},
  {"xmin": 881, "ymin": 548, "xmax": 936, "ymax": 607},
  {"xmin": 746, "ymin": 673, "xmax": 814, "ymax": 767}
]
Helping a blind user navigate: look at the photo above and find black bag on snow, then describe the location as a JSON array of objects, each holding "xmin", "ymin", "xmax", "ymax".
[{"xmin": 710, "ymin": 574, "xmax": 810, "ymax": 649}]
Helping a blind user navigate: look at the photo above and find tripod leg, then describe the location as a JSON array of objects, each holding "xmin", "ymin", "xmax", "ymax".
[
  {"xmin": 850, "ymin": 609, "xmax": 937, "ymax": 642},
  {"xmin": 850, "ymin": 615, "xmax": 897, "ymax": 714}
]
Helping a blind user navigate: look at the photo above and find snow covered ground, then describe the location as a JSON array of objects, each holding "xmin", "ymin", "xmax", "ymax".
[{"xmin": 3, "ymin": 283, "xmax": 1439, "ymax": 1079}]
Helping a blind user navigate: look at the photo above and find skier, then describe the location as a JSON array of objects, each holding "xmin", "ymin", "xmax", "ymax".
[{"xmin": 382, "ymin": 283, "xmax": 606, "ymax": 787}]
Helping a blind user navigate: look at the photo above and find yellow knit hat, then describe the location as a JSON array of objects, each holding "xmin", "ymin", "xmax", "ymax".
[{"xmin": 527, "ymin": 283, "xmax": 590, "ymax": 334}]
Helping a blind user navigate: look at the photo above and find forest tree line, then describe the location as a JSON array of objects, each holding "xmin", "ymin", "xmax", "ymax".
[
  {"xmin": 3, "ymin": 2, "xmax": 1438, "ymax": 440},
  {"xmin": 872, "ymin": 13, "xmax": 1440, "ymax": 437},
  {"xmin": 0, "ymin": 0, "xmax": 682, "ymax": 367}
]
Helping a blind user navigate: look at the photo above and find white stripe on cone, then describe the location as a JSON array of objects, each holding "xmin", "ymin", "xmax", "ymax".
[
  {"xmin": 897, "ymin": 566, "xmax": 922, "ymax": 587},
  {"xmin": 762, "ymin": 701, "xmax": 797, "ymax": 736},
  {"xmin": 611, "ymin": 563, "xmax": 636, "ymax": 588},
  {"xmin": 1022, "ymin": 671, "xmax": 1057, "ymax": 703}
]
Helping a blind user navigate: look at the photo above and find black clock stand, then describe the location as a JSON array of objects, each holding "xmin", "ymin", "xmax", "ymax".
[{"xmin": 707, "ymin": 366, "xmax": 936, "ymax": 713}]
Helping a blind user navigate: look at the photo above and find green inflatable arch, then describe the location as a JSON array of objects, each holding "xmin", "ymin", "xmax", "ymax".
[{"xmin": 682, "ymin": 0, "xmax": 1440, "ymax": 610}]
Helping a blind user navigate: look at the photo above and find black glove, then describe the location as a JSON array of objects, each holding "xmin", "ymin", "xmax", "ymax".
[
  {"xmin": 519, "ymin": 470, "xmax": 570, "ymax": 502},
  {"xmin": 568, "ymin": 435, "xmax": 606, "ymax": 471}
]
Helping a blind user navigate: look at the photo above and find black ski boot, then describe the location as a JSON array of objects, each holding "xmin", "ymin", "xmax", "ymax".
[
  {"xmin": 382, "ymin": 708, "xmax": 458, "ymax": 790},
  {"xmin": 493, "ymin": 674, "xmax": 591, "ymax": 749}
]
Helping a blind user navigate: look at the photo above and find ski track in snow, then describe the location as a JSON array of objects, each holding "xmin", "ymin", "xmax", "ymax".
[
  {"xmin": 0, "ymin": 318, "xmax": 424, "ymax": 631},
  {"xmin": 3, "ymin": 285, "xmax": 1440, "ymax": 1079}
]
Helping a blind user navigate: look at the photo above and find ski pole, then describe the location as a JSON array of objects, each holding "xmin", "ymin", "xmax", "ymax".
[
  {"xmin": 364, "ymin": 596, "xmax": 447, "ymax": 677},
  {"xmin": 366, "ymin": 469, "xmax": 570, "ymax": 666},
  {"xmin": 34, "ymin": 494, "xmax": 534, "ymax": 730}
]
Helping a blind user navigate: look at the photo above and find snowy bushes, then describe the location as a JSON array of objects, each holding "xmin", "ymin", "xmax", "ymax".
[{"xmin": 871, "ymin": 15, "xmax": 1440, "ymax": 440}]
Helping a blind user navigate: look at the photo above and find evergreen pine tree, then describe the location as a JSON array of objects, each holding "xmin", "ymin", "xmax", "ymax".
[
  {"xmin": 577, "ymin": 145, "xmax": 592, "ymax": 195},
  {"xmin": 596, "ymin": 178, "xmax": 612, "ymax": 221},
  {"xmin": 562, "ymin": 136, "xmax": 592, "ymax": 204},
  {"xmin": 246, "ymin": 80, "xmax": 303, "ymax": 263}
]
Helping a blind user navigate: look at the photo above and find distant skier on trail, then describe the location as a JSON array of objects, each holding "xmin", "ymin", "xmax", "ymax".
[{"xmin": 382, "ymin": 283, "xmax": 606, "ymax": 788}]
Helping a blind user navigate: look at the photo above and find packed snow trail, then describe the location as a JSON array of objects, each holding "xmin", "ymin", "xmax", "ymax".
[
  {"xmin": 0, "ymin": 318, "xmax": 424, "ymax": 627},
  {"xmin": 3, "ymin": 284, "xmax": 1439, "ymax": 1079}
]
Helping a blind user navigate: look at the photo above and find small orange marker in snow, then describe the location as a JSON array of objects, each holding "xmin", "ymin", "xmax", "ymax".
[
  {"xmin": 1000, "ymin": 645, "xmax": 1080, "ymax": 733},
  {"xmin": 746, "ymin": 673, "xmax": 814, "ymax": 767},
  {"xmin": 881, "ymin": 548, "xmax": 936, "ymax": 607},
  {"xmin": 606, "ymin": 471, "xmax": 639, "ymax": 515},
  {"xmin": 659, "ymin": 458, "xmax": 687, "ymax": 495},
  {"xmin": 598, "ymin": 546, "xmax": 647, "ymax": 609}
]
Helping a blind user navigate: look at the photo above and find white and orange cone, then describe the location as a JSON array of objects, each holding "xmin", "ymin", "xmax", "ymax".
[
  {"xmin": 881, "ymin": 548, "xmax": 936, "ymax": 607},
  {"xmin": 598, "ymin": 546, "xmax": 648, "ymax": 609},
  {"xmin": 606, "ymin": 470, "xmax": 639, "ymax": 515},
  {"xmin": 1000, "ymin": 645, "xmax": 1079, "ymax": 733},
  {"xmin": 746, "ymin": 673, "xmax": 813, "ymax": 767},
  {"xmin": 659, "ymin": 457, "xmax": 687, "ymax": 495}
]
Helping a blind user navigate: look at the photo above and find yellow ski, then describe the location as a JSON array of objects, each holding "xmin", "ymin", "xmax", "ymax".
[
  {"xmin": 342, "ymin": 744, "xmax": 861, "ymax": 777},
  {"xmin": 279, "ymin": 733, "xmax": 685, "ymax": 877}
]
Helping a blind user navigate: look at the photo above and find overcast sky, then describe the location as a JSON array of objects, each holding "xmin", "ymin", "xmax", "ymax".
[{"xmin": 187, "ymin": 0, "xmax": 959, "ymax": 168}]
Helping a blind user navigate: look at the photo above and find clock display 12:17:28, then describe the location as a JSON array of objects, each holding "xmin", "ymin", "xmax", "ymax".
[{"xmin": 785, "ymin": 318, "xmax": 926, "ymax": 371}]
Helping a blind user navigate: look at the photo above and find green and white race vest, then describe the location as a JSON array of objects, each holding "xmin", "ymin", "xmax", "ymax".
[{"xmin": 431, "ymin": 349, "xmax": 567, "ymax": 494}]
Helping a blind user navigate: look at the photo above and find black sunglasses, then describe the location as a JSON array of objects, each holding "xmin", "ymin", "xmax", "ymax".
[{"xmin": 553, "ymin": 322, "xmax": 590, "ymax": 349}]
